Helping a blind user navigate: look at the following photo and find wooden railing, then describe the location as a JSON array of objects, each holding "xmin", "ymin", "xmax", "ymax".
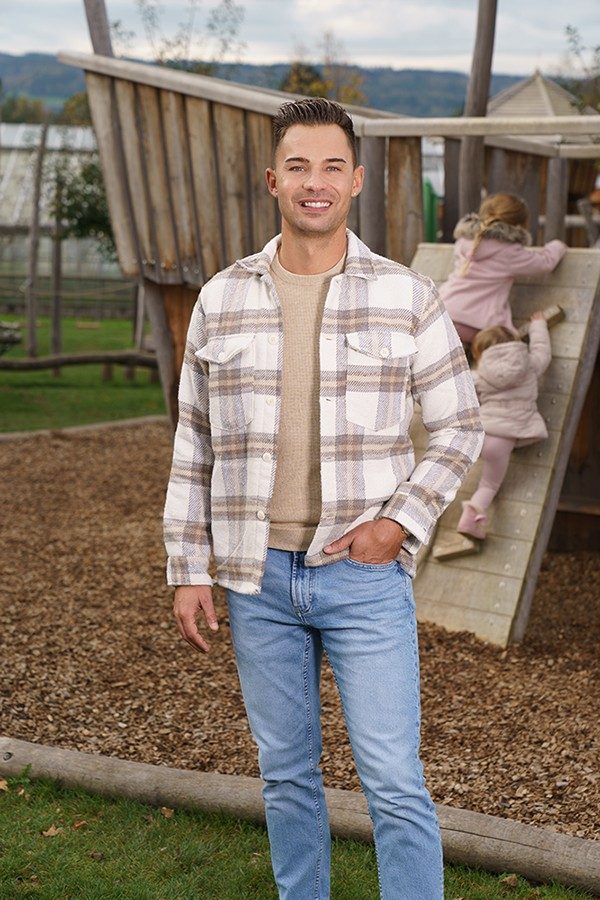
[{"xmin": 57, "ymin": 52, "xmax": 600, "ymax": 285}]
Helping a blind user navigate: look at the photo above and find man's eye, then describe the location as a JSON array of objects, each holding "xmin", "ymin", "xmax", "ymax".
[
  {"xmin": 288, "ymin": 165, "xmax": 303, "ymax": 172},
  {"xmin": 326, "ymin": 166, "xmax": 341, "ymax": 172}
]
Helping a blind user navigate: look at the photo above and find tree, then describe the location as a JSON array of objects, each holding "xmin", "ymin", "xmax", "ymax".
[
  {"xmin": 321, "ymin": 31, "xmax": 366, "ymax": 106},
  {"xmin": 1, "ymin": 94, "xmax": 49, "ymax": 123},
  {"xmin": 56, "ymin": 92, "xmax": 92, "ymax": 126},
  {"xmin": 279, "ymin": 62, "xmax": 329, "ymax": 98},
  {"xmin": 47, "ymin": 151, "xmax": 116, "ymax": 261},
  {"xmin": 280, "ymin": 31, "xmax": 366, "ymax": 106},
  {"xmin": 133, "ymin": 0, "xmax": 245, "ymax": 75},
  {"xmin": 561, "ymin": 25, "xmax": 600, "ymax": 112}
]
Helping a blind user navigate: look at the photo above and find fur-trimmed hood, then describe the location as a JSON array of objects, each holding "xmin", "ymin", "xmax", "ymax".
[{"xmin": 453, "ymin": 213, "xmax": 532, "ymax": 247}]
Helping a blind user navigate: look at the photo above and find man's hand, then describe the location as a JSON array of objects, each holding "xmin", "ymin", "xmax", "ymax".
[
  {"xmin": 323, "ymin": 518, "xmax": 407, "ymax": 564},
  {"xmin": 173, "ymin": 585, "xmax": 219, "ymax": 654}
]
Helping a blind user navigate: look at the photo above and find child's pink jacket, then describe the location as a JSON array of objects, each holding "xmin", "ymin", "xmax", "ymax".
[
  {"xmin": 439, "ymin": 215, "xmax": 567, "ymax": 332},
  {"xmin": 472, "ymin": 319, "xmax": 551, "ymax": 447}
]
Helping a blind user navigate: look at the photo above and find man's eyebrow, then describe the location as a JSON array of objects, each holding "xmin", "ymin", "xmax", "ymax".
[{"xmin": 283, "ymin": 156, "xmax": 348, "ymax": 164}]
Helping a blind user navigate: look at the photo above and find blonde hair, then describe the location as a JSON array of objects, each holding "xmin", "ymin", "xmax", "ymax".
[
  {"xmin": 471, "ymin": 325, "xmax": 518, "ymax": 363},
  {"xmin": 459, "ymin": 193, "xmax": 529, "ymax": 276}
]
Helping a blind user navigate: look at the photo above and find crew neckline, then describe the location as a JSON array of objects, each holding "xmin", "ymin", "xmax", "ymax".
[{"xmin": 270, "ymin": 248, "xmax": 346, "ymax": 283}]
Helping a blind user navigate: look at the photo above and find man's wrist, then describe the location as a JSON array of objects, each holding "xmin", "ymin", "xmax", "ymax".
[{"xmin": 378, "ymin": 516, "xmax": 409, "ymax": 541}]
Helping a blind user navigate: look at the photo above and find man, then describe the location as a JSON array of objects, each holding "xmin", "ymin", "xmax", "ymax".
[{"xmin": 164, "ymin": 98, "xmax": 483, "ymax": 899}]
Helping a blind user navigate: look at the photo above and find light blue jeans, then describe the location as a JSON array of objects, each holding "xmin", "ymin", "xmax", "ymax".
[{"xmin": 225, "ymin": 548, "xmax": 444, "ymax": 899}]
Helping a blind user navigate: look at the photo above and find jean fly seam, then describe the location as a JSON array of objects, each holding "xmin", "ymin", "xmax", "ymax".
[{"xmin": 302, "ymin": 629, "xmax": 324, "ymax": 900}]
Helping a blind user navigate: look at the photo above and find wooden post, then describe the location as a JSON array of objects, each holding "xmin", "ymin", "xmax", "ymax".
[
  {"xmin": 545, "ymin": 158, "xmax": 569, "ymax": 242},
  {"xmin": 25, "ymin": 123, "xmax": 48, "ymax": 358},
  {"xmin": 83, "ymin": 0, "xmax": 114, "ymax": 56},
  {"xmin": 487, "ymin": 148, "xmax": 542, "ymax": 244},
  {"xmin": 386, "ymin": 137, "xmax": 424, "ymax": 265},
  {"xmin": 143, "ymin": 280, "xmax": 177, "ymax": 427},
  {"xmin": 358, "ymin": 136, "xmax": 386, "ymax": 256},
  {"xmin": 51, "ymin": 176, "xmax": 63, "ymax": 376},
  {"xmin": 133, "ymin": 282, "xmax": 145, "ymax": 349},
  {"xmin": 442, "ymin": 138, "xmax": 460, "ymax": 241},
  {"xmin": 458, "ymin": 0, "xmax": 498, "ymax": 216}
]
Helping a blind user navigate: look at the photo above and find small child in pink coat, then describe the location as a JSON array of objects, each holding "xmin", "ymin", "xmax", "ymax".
[
  {"xmin": 457, "ymin": 312, "xmax": 551, "ymax": 540},
  {"xmin": 439, "ymin": 192, "xmax": 567, "ymax": 344}
]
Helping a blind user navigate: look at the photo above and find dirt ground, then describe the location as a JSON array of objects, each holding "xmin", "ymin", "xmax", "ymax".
[{"xmin": 1, "ymin": 422, "xmax": 598, "ymax": 840}]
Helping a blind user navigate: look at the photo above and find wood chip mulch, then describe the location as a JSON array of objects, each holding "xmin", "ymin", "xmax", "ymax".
[{"xmin": 1, "ymin": 422, "xmax": 598, "ymax": 840}]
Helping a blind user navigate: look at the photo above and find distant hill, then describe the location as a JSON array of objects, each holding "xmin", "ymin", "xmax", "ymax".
[{"xmin": 0, "ymin": 52, "xmax": 523, "ymax": 117}]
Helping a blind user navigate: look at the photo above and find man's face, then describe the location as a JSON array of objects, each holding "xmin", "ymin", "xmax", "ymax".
[{"xmin": 265, "ymin": 124, "xmax": 364, "ymax": 238}]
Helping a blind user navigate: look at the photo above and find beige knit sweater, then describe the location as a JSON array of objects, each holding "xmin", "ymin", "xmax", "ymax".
[{"xmin": 267, "ymin": 250, "xmax": 346, "ymax": 551}]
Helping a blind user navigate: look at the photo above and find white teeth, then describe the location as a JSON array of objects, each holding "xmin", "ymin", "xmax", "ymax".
[{"xmin": 302, "ymin": 201, "xmax": 331, "ymax": 208}]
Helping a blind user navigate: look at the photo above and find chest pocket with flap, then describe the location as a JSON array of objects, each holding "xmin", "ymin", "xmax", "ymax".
[
  {"xmin": 345, "ymin": 330, "xmax": 417, "ymax": 431},
  {"xmin": 195, "ymin": 332, "xmax": 256, "ymax": 430}
]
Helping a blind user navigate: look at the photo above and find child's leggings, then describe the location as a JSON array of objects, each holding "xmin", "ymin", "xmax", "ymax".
[{"xmin": 470, "ymin": 434, "xmax": 516, "ymax": 511}]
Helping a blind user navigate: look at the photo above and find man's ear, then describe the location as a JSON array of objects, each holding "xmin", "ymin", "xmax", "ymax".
[
  {"xmin": 265, "ymin": 168, "xmax": 278, "ymax": 197},
  {"xmin": 351, "ymin": 164, "xmax": 365, "ymax": 198}
]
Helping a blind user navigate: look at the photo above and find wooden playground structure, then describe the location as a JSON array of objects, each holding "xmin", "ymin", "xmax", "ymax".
[{"xmin": 56, "ymin": 47, "xmax": 600, "ymax": 647}]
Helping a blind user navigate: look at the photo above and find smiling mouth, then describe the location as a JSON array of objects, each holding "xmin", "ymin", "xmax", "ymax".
[{"xmin": 299, "ymin": 200, "xmax": 332, "ymax": 209}]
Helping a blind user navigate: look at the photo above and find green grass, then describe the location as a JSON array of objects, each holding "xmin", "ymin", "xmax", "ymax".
[
  {"xmin": 0, "ymin": 771, "xmax": 593, "ymax": 899},
  {"xmin": 0, "ymin": 316, "xmax": 165, "ymax": 432}
]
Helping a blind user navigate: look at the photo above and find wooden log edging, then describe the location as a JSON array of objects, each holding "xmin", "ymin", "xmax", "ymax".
[
  {"xmin": 0, "ymin": 351, "xmax": 158, "ymax": 371},
  {"xmin": 1, "ymin": 738, "xmax": 598, "ymax": 895},
  {"xmin": 0, "ymin": 415, "xmax": 170, "ymax": 443}
]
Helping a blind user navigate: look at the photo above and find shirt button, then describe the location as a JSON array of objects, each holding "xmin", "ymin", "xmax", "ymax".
[
  {"xmin": 256, "ymin": 510, "xmax": 266, "ymax": 520},
  {"xmin": 266, "ymin": 397, "xmax": 274, "ymax": 406},
  {"xmin": 268, "ymin": 334, "xmax": 277, "ymax": 344},
  {"xmin": 379, "ymin": 347, "xmax": 390, "ymax": 358},
  {"xmin": 262, "ymin": 452, "xmax": 272, "ymax": 461},
  {"xmin": 217, "ymin": 351, "xmax": 226, "ymax": 361}
]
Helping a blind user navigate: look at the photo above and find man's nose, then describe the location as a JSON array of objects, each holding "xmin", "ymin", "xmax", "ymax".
[{"xmin": 302, "ymin": 169, "xmax": 326, "ymax": 191}]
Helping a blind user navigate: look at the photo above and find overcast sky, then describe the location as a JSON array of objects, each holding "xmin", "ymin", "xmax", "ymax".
[{"xmin": 1, "ymin": 0, "xmax": 597, "ymax": 75}]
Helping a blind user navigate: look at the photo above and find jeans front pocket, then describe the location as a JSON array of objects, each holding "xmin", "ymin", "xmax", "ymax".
[
  {"xmin": 195, "ymin": 332, "xmax": 256, "ymax": 431},
  {"xmin": 345, "ymin": 330, "xmax": 416, "ymax": 431},
  {"xmin": 344, "ymin": 556, "xmax": 399, "ymax": 571}
]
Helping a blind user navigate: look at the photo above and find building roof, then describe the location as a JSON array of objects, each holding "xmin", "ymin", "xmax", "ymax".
[
  {"xmin": 0, "ymin": 123, "xmax": 97, "ymax": 152},
  {"xmin": 486, "ymin": 70, "xmax": 599, "ymax": 154}
]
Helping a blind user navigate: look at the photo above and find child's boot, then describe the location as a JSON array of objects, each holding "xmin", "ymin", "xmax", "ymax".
[{"xmin": 457, "ymin": 501, "xmax": 487, "ymax": 540}]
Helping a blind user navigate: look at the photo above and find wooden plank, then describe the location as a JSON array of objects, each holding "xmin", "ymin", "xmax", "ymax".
[
  {"xmin": 431, "ymin": 529, "xmax": 532, "ymax": 579},
  {"xmin": 85, "ymin": 73, "xmax": 139, "ymax": 277},
  {"xmin": 136, "ymin": 83, "xmax": 180, "ymax": 279},
  {"xmin": 143, "ymin": 281, "xmax": 177, "ymax": 426},
  {"xmin": 510, "ymin": 285, "xmax": 595, "ymax": 323},
  {"xmin": 416, "ymin": 564, "xmax": 521, "ymax": 618},
  {"xmin": 486, "ymin": 149, "xmax": 541, "ymax": 244},
  {"xmin": 442, "ymin": 139, "xmax": 460, "ymax": 241},
  {"xmin": 357, "ymin": 136, "xmax": 386, "ymax": 255},
  {"xmin": 415, "ymin": 593, "xmax": 514, "ymax": 645},
  {"xmin": 545, "ymin": 158, "xmax": 569, "ymax": 242},
  {"xmin": 246, "ymin": 111, "xmax": 278, "ymax": 251},
  {"xmin": 113, "ymin": 79, "xmax": 154, "ymax": 278},
  {"xmin": 213, "ymin": 103, "xmax": 248, "ymax": 264},
  {"xmin": 160, "ymin": 90, "xmax": 198, "ymax": 271},
  {"xmin": 185, "ymin": 96, "xmax": 223, "ymax": 280},
  {"xmin": 517, "ymin": 251, "xmax": 600, "ymax": 289},
  {"xmin": 411, "ymin": 243, "xmax": 454, "ymax": 281},
  {"xmin": 387, "ymin": 137, "xmax": 423, "ymax": 265}
]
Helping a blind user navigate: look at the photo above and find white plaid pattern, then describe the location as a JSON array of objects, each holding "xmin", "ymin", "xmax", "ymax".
[{"xmin": 164, "ymin": 230, "xmax": 484, "ymax": 593}]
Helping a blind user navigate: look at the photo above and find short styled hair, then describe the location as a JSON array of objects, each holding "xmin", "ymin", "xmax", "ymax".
[{"xmin": 272, "ymin": 97, "xmax": 358, "ymax": 167}]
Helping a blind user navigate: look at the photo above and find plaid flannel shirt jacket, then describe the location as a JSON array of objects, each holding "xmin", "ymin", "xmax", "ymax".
[{"xmin": 164, "ymin": 229, "xmax": 484, "ymax": 594}]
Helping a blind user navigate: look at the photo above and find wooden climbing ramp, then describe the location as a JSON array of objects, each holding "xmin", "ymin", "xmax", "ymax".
[{"xmin": 410, "ymin": 244, "xmax": 600, "ymax": 647}]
